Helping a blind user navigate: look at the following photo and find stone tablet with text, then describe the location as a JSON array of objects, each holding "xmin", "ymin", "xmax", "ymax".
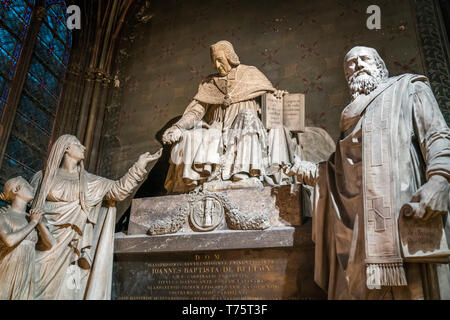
[
  {"xmin": 399, "ymin": 203, "xmax": 450, "ymax": 263},
  {"xmin": 261, "ymin": 93, "xmax": 305, "ymax": 132}
]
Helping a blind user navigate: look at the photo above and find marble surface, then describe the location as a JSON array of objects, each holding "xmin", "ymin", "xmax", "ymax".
[{"xmin": 115, "ymin": 225, "xmax": 311, "ymax": 254}]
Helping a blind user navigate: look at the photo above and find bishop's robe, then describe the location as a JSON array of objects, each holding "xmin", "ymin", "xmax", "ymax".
[
  {"xmin": 165, "ymin": 64, "xmax": 297, "ymax": 193},
  {"xmin": 313, "ymin": 74, "xmax": 450, "ymax": 299}
]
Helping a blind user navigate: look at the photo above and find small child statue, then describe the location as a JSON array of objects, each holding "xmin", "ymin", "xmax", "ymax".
[{"xmin": 0, "ymin": 176, "xmax": 54, "ymax": 300}]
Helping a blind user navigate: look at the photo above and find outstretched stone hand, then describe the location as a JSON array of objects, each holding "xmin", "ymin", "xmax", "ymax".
[
  {"xmin": 136, "ymin": 148, "xmax": 163, "ymax": 170},
  {"xmin": 410, "ymin": 175, "xmax": 449, "ymax": 220},
  {"xmin": 162, "ymin": 126, "xmax": 183, "ymax": 145},
  {"xmin": 282, "ymin": 155, "xmax": 318, "ymax": 187}
]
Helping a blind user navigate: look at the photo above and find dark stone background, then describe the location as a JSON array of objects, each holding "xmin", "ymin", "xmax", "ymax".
[{"xmin": 99, "ymin": 0, "xmax": 430, "ymax": 180}]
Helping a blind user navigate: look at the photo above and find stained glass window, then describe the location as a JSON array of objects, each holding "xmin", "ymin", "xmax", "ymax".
[
  {"xmin": 0, "ymin": 0, "xmax": 71, "ymax": 191},
  {"xmin": 0, "ymin": 0, "xmax": 35, "ymax": 118},
  {"xmin": 0, "ymin": 0, "xmax": 35, "ymax": 206}
]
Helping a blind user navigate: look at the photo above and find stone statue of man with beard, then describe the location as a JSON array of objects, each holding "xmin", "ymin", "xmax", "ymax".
[{"xmin": 285, "ymin": 46, "xmax": 450, "ymax": 299}]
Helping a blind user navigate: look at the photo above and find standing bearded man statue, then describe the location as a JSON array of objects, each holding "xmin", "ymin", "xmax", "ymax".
[
  {"xmin": 285, "ymin": 46, "xmax": 450, "ymax": 299},
  {"xmin": 163, "ymin": 40, "xmax": 296, "ymax": 193}
]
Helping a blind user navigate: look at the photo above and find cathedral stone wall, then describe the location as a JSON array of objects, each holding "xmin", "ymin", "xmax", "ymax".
[{"xmin": 98, "ymin": 0, "xmax": 436, "ymax": 191}]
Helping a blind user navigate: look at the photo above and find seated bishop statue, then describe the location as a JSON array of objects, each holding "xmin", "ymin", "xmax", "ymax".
[{"xmin": 162, "ymin": 40, "xmax": 305, "ymax": 194}]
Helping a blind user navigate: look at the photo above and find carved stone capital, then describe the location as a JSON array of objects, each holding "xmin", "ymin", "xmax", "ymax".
[{"xmin": 85, "ymin": 68, "xmax": 112, "ymax": 84}]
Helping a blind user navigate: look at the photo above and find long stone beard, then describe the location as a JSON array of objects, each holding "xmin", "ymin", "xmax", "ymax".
[{"xmin": 349, "ymin": 72, "xmax": 382, "ymax": 101}]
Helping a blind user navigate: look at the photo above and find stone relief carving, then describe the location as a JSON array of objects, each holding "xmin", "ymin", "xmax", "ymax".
[
  {"xmin": 153, "ymin": 40, "xmax": 336, "ymax": 234},
  {"xmin": 189, "ymin": 194, "xmax": 225, "ymax": 232},
  {"xmin": 147, "ymin": 190, "xmax": 270, "ymax": 235},
  {"xmin": 146, "ymin": 202, "xmax": 189, "ymax": 236}
]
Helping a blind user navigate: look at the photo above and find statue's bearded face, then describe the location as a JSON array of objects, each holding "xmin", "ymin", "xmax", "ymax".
[
  {"xmin": 212, "ymin": 49, "xmax": 233, "ymax": 77},
  {"xmin": 345, "ymin": 48, "xmax": 384, "ymax": 100}
]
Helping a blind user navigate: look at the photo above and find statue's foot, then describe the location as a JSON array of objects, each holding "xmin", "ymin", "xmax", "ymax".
[{"xmin": 232, "ymin": 173, "xmax": 250, "ymax": 182}]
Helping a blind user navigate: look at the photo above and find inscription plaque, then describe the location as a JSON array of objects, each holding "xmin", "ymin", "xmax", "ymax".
[{"xmin": 190, "ymin": 195, "xmax": 225, "ymax": 232}]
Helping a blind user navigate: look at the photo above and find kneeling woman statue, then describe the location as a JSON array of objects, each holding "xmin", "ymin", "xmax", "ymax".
[
  {"xmin": 0, "ymin": 177, "xmax": 53, "ymax": 300},
  {"xmin": 30, "ymin": 134, "xmax": 162, "ymax": 300}
]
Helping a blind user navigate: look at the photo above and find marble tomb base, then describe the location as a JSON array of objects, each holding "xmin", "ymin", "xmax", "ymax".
[{"xmin": 112, "ymin": 186, "xmax": 325, "ymax": 300}]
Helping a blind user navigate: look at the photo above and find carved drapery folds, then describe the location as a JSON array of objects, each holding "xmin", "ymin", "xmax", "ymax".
[{"xmin": 146, "ymin": 190, "xmax": 270, "ymax": 236}]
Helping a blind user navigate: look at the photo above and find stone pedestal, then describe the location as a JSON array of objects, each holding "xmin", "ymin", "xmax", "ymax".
[
  {"xmin": 113, "ymin": 185, "xmax": 324, "ymax": 300},
  {"xmin": 113, "ymin": 223, "xmax": 325, "ymax": 300}
]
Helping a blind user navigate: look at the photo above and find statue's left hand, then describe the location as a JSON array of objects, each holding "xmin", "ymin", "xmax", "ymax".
[
  {"xmin": 410, "ymin": 175, "xmax": 449, "ymax": 220},
  {"xmin": 136, "ymin": 148, "xmax": 163, "ymax": 170}
]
